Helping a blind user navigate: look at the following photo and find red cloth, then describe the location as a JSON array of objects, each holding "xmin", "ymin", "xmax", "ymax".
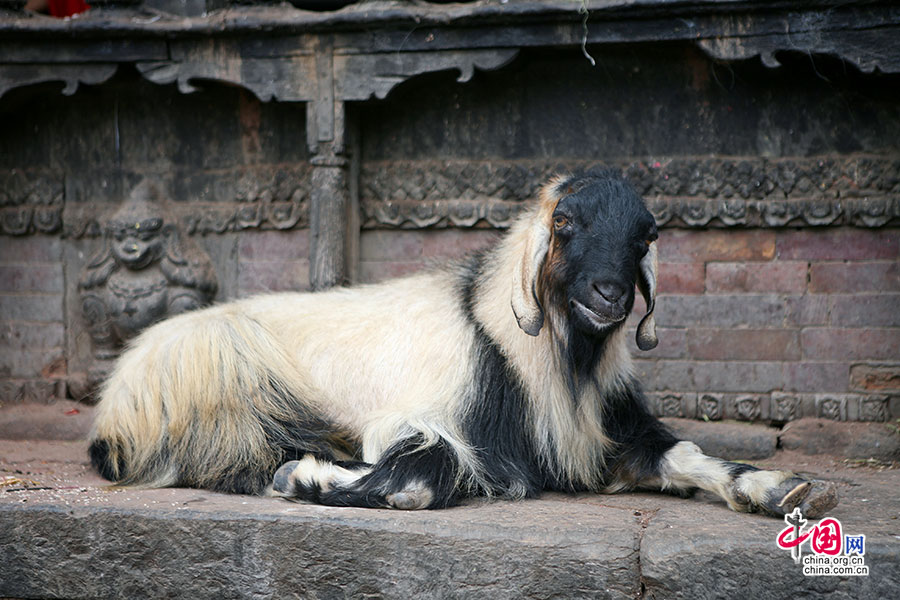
[{"xmin": 48, "ymin": 0, "xmax": 89, "ymax": 17}]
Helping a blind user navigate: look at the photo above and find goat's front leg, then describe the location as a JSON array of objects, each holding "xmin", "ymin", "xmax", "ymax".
[
  {"xmin": 271, "ymin": 433, "xmax": 461, "ymax": 510},
  {"xmin": 650, "ymin": 441, "xmax": 839, "ymax": 518}
]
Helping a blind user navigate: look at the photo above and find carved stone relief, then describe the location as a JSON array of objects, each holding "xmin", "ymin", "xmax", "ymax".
[
  {"xmin": 360, "ymin": 157, "xmax": 900, "ymax": 229},
  {"xmin": 658, "ymin": 393, "xmax": 686, "ymax": 418},
  {"xmin": 859, "ymin": 396, "xmax": 888, "ymax": 422},
  {"xmin": 734, "ymin": 396, "xmax": 763, "ymax": 421},
  {"xmin": 697, "ymin": 393, "xmax": 723, "ymax": 421},
  {"xmin": 78, "ymin": 181, "xmax": 218, "ymax": 365},
  {"xmin": 771, "ymin": 393, "xmax": 801, "ymax": 423},
  {"xmin": 816, "ymin": 396, "xmax": 847, "ymax": 422}
]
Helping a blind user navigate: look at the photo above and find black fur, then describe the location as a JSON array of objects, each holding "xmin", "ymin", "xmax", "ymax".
[
  {"xmin": 600, "ymin": 382, "xmax": 680, "ymax": 489},
  {"xmin": 457, "ymin": 255, "xmax": 546, "ymax": 496},
  {"xmin": 278, "ymin": 435, "xmax": 460, "ymax": 509},
  {"xmin": 728, "ymin": 462, "xmax": 760, "ymax": 477},
  {"xmin": 457, "ymin": 250, "xmax": 679, "ymax": 497},
  {"xmin": 89, "ymin": 438, "xmax": 124, "ymax": 482}
]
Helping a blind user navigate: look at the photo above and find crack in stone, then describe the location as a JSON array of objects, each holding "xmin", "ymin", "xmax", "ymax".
[{"xmin": 635, "ymin": 508, "xmax": 660, "ymax": 599}]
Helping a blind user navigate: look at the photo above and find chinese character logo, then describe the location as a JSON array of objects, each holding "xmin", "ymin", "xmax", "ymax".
[
  {"xmin": 775, "ymin": 508, "xmax": 868, "ymax": 577},
  {"xmin": 845, "ymin": 535, "xmax": 865, "ymax": 556}
]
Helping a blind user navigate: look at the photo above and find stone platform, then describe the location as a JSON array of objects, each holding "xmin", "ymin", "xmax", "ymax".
[{"xmin": 1, "ymin": 422, "xmax": 898, "ymax": 599}]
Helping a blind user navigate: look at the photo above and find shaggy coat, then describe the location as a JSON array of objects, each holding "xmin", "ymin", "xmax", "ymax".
[{"xmin": 89, "ymin": 170, "xmax": 837, "ymax": 517}]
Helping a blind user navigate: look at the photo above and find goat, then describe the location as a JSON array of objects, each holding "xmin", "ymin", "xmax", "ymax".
[{"xmin": 88, "ymin": 169, "xmax": 838, "ymax": 517}]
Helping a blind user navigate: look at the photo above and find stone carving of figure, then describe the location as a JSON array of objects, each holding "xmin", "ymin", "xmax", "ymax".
[{"xmin": 79, "ymin": 181, "xmax": 218, "ymax": 361}]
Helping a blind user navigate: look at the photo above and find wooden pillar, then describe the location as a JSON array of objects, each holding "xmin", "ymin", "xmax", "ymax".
[
  {"xmin": 307, "ymin": 37, "xmax": 355, "ymax": 291},
  {"xmin": 309, "ymin": 145, "xmax": 349, "ymax": 290}
]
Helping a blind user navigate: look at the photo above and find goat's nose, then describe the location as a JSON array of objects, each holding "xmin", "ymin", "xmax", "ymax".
[{"xmin": 593, "ymin": 281, "xmax": 626, "ymax": 305}]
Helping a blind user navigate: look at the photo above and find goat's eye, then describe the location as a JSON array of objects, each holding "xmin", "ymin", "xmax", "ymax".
[{"xmin": 553, "ymin": 215, "xmax": 569, "ymax": 230}]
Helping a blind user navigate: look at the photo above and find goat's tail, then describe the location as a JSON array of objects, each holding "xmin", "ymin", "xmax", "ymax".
[{"xmin": 88, "ymin": 306, "xmax": 338, "ymax": 495}]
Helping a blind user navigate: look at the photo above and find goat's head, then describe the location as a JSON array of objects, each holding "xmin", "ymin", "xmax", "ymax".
[{"xmin": 512, "ymin": 170, "xmax": 659, "ymax": 350}]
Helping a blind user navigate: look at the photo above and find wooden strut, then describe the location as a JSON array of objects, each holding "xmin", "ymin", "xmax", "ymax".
[{"xmin": 308, "ymin": 36, "xmax": 351, "ymax": 291}]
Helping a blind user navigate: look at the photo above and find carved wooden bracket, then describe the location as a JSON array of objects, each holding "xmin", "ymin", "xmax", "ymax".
[
  {"xmin": 0, "ymin": 63, "xmax": 118, "ymax": 99},
  {"xmin": 695, "ymin": 16, "xmax": 900, "ymax": 74},
  {"xmin": 133, "ymin": 37, "xmax": 517, "ymax": 288}
]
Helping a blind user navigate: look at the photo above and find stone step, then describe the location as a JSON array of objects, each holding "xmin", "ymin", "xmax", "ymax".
[{"xmin": 0, "ymin": 440, "xmax": 897, "ymax": 599}]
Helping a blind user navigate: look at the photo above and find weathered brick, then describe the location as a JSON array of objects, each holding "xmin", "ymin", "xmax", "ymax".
[
  {"xmin": 783, "ymin": 295, "xmax": 829, "ymax": 327},
  {"xmin": 706, "ymin": 261, "xmax": 807, "ymax": 294},
  {"xmin": 359, "ymin": 231, "xmax": 424, "ymax": 262},
  {"xmin": 829, "ymin": 294, "xmax": 900, "ymax": 327},
  {"xmin": 237, "ymin": 260, "xmax": 310, "ymax": 295},
  {"xmin": 659, "ymin": 229, "xmax": 775, "ymax": 263},
  {"xmin": 0, "ymin": 322, "xmax": 65, "ymax": 351},
  {"xmin": 0, "ymin": 236, "xmax": 62, "ymax": 263},
  {"xmin": 776, "ymin": 228, "xmax": 900, "ymax": 261},
  {"xmin": 237, "ymin": 230, "xmax": 309, "ymax": 260},
  {"xmin": 658, "ymin": 263, "xmax": 705, "ymax": 294},
  {"xmin": 626, "ymin": 327, "xmax": 687, "ymax": 359},
  {"xmin": 801, "ymin": 328, "xmax": 900, "ymax": 361},
  {"xmin": 421, "ymin": 230, "xmax": 497, "ymax": 259},
  {"xmin": 809, "ymin": 261, "xmax": 900, "ymax": 293},
  {"xmin": 783, "ymin": 362, "xmax": 850, "ymax": 393},
  {"xmin": 686, "ymin": 329, "xmax": 800, "ymax": 361},
  {"xmin": 655, "ymin": 295, "xmax": 785, "ymax": 328},
  {"xmin": 631, "ymin": 357, "xmax": 656, "ymax": 383},
  {"xmin": 850, "ymin": 363, "xmax": 900, "ymax": 393},
  {"xmin": 0, "ymin": 294, "xmax": 63, "ymax": 322},
  {"xmin": 358, "ymin": 261, "xmax": 425, "ymax": 284},
  {"xmin": 0, "ymin": 264, "xmax": 64, "ymax": 293},
  {"xmin": 649, "ymin": 360, "xmax": 783, "ymax": 393}
]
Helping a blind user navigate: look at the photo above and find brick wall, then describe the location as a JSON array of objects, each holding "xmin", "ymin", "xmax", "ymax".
[
  {"xmin": 359, "ymin": 229, "xmax": 498, "ymax": 283},
  {"xmin": 237, "ymin": 230, "xmax": 311, "ymax": 295},
  {"xmin": 358, "ymin": 226, "xmax": 900, "ymax": 423},
  {"xmin": 0, "ymin": 236, "xmax": 66, "ymax": 404},
  {"xmin": 634, "ymin": 227, "xmax": 899, "ymax": 423}
]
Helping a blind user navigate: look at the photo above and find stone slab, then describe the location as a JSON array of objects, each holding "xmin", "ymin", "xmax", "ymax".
[
  {"xmin": 662, "ymin": 418, "xmax": 778, "ymax": 461},
  {"xmin": 0, "ymin": 441, "xmax": 642, "ymax": 600},
  {"xmin": 641, "ymin": 486, "xmax": 899, "ymax": 600},
  {"xmin": 0, "ymin": 399, "xmax": 94, "ymax": 441},
  {"xmin": 780, "ymin": 418, "xmax": 900, "ymax": 462},
  {"xmin": 1, "ymin": 441, "xmax": 899, "ymax": 599}
]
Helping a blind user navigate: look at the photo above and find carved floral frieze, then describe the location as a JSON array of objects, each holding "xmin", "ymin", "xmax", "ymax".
[
  {"xmin": 2, "ymin": 156, "xmax": 898, "ymax": 236},
  {"xmin": 360, "ymin": 157, "xmax": 900, "ymax": 229}
]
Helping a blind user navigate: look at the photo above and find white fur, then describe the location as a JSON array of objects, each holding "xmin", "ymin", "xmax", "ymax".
[
  {"xmin": 89, "ymin": 179, "xmax": 646, "ymax": 497},
  {"xmin": 283, "ymin": 455, "xmax": 372, "ymax": 494}
]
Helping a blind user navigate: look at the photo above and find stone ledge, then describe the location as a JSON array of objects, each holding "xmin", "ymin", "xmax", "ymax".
[
  {"xmin": 662, "ymin": 418, "xmax": 778, "ymax": 461},
  {"xmin": 781, "ymin": 418, "xmax": 900, "ymax": 462},
  {"xmin": 1, "ymin": 441, "xmax": 898, "ymax": 599}
]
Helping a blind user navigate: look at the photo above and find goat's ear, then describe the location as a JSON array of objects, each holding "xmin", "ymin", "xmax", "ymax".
[
  {"xmin": 636, "ymin": 240, "xmax": 659, "ymax": 351},
  {"xmin": 511, "ymin": 219, "xmax": 551, "ymax": 336}
]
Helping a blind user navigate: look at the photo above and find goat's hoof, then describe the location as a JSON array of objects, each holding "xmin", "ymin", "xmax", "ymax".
[
  {"xmin": 759, "ymin": 477, "xmax": 839, "ymax": 519},
  {"xmin": 385, "ymin": 481, "xmax": 434, "ymax": 510},
  {"xmin": 272, "ymin": 460, "xmax": 301, "ymax": 495}
]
